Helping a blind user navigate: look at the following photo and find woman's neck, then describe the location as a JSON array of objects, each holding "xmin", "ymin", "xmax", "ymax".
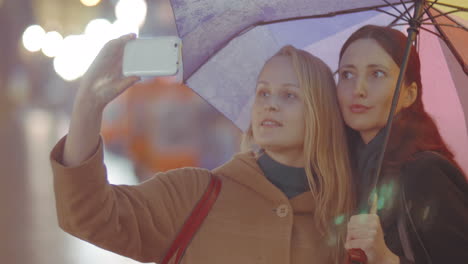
[
  {"xmin": 264, "ymin": 149, "xmax": 305, "ymax": 168},
  {"xmin": 360, "ymin": 129, "xmax": 380, "ymax": 144}
]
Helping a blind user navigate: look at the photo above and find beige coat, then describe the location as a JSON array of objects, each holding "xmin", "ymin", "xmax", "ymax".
[{"xmin": 51, "ymin": 136, "xmax": 336, "ymax": 264}]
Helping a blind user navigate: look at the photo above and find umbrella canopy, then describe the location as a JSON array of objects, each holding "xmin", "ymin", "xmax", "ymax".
[{"xmin": 169, "ymin": 0, "xmax": 468, "ymax": 174}]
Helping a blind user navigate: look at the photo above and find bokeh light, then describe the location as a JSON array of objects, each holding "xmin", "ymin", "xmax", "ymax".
[
  {"xmin": 112, "ymin": 19, "xmax": 140, "ymax": 37},
  {"xmin": 80, "ymin": 0, "xmax": 101, "ymax": 7},
  {"xmin": 22, "ymin": 25, "xmax": 46, "ymax": 52},
  {"xmin": 41, "ymin": 31, "xmax": 63, "ymax": 58},
  {"xmin": 85, "ymin": 18, "xmax": 112, "ymax": 37},
  {"xmin": 115, "ymin": 0, "xmax": 147, "ymax": 28},
  {"xmin": 334, "ymin": 214, "xmax": 345, "ymax": 225},
  {"xmin": 52, "ymin": 15, "xmax": 141, "ymax": 81},
  {"xmin": 85, "ymin": 18, "xmax": 114, "ymax": 45},
  {"xmin": 53, "ymin": 35, "xmax": 103, "ymax": 81}
]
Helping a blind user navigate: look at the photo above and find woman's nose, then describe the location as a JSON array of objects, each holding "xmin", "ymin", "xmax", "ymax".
[
  {"xmin": 353, "ymin": 78, "xmax": 367, "ymax": 98},
  {"xmin": 264, "ymin": 96, "xmax": 279, "ymax": 111}
]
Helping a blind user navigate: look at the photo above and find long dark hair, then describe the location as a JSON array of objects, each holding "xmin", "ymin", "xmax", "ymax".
[{"xmin": 339, "ymin": 25, "xmax": 458, "ymax": 169}]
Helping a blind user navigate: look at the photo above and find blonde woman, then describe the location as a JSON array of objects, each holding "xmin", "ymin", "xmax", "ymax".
[{"xmin": 50, "ymin": 33, "xmax": 354, "ymax": 263}]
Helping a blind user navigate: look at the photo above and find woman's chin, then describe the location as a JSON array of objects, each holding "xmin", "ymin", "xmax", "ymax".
[
  {"xmin": 257, "ymin": 142, "xmax": 295, "ymax": 153},
  {"xmin": 345, "ymin": 121, "xmax": 373, "ymax": 133},
  {"xmin": 255, "ymin": 140, "xmax": 284, "ymax": 152},
  {"xmin": 256, "ymin": 141, "xmax": 277, "ymax": 150}
]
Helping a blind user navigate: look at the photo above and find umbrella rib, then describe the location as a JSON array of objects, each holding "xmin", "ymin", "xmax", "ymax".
[
  {"xmin": 399, "ymin": 0, "xmax": 412, "ymax": 19},
  {"xmin": 377, "ymin": 7, "xmax": 405, "ymax": 20},
  {"xmin": 417, "ymin": 25, "xmax": 444, "ymax": 38},
  {"xmin": 389, "ymin": 23, "xmax": 443, "ymax": 38},
  {"xmin": 426, "ymin": 0, "xmax": 438, "ymax": 10},
  {"xmin": 389, "ymin": 9, "xmax": 411, "ymax": 25},
  {"xmin": 417, "ymin": 0, "xmax": 438, "ymax": 21},
  {"xmin": 382, "ymin": 0, "xmax": 410, "ymax": 20},
  {"xmin": 424, "ymin": 7, "xmax": 467, "ymax": 74},
  {"xmin": 425, "ymin": 0, "xmax": 439, "ymax": 13},
  {"xmin": 432, "ymin": 7, "xmax": 468, "ymax": 31},
  {"xmin": 426, "ymin": 1, "xmax": 468, "ymax": 11},
  {"xmin": 256, "ymin": 2, "xmax": 412, "ymax": 26},
  {"xmin": 389, "ymin": 2, "xmax": 415, "ymax": 26},
  {"xmin": 419, "ymin": 9, "xmax": 462, "ymax": 23},
  {"xmin": 256, "ymin": 1, "xmax": 416, "ymax": 26},
  {"xmin": 421, "ymin": 22, "xmax": 467, "ymax": 30}
]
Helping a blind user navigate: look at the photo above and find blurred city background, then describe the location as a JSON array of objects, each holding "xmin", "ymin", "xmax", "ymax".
[{"xmin": 0, "ymin": 0, "xmax": 242, "ymax": 263}]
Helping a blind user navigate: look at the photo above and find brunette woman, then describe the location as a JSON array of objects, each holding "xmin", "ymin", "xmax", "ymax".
[{"xmin": 337, "ymin": 25, "xmax": 468, "ymax": 264}]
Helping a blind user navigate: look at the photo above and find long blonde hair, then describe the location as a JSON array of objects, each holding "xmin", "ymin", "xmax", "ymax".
[{"xmin": 242, "ymin": 45, "xmax": 354, "ymax": 262}]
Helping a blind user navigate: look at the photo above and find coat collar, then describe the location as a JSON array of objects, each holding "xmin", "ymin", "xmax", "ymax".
[{"xmin": 212, "ymin": 151, "xmax": 314, "ymax": 213}]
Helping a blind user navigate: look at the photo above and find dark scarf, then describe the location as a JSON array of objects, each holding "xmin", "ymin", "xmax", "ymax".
[
  {"xmin": 355, "ymin": 129, "xmax": 400, "ymax": 227},
  {"xmin": 355, "ymin": 130, "xmax": 386, "ymax": 213},
  {"xmin": 257, "ymin": 153, "xmax": 310, "ymax": 199}
]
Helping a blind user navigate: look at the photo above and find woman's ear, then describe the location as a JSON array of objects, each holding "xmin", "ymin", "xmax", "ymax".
[{"xmin": 402, "ymin": 82, "xmax": 418, "ymax": 108}]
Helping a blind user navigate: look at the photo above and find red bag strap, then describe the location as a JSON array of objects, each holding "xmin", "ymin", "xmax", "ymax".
[{"xmin": 161, "ymin": 174, "xmax": 222, "ymax": 264}]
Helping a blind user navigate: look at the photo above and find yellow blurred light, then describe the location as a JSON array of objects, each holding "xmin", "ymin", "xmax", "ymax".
[
  {"xmin": 22, "ymin": 25, "xmax": 46, "ymax": 52},
  {"xmin": 80, "ymin": 0, "xmax": 101, "ymax": 7},
  {"xmin": 41, "ymin": 31, "xmax": 63, "ymax": 58},
  {"xmin": 115, "ymin": 0, "xmax": 147, "ymax": 27}
]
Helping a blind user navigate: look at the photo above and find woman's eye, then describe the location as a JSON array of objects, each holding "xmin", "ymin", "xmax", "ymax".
[
  {"xmin": 341, "ymin": 71, "xmax": 354, "ymax": 80},
  {"xmin": 258, "ymin": 91, "xmax": 269, "ymax": 97},
  {"xmin": 373, "ymin": 70, "xmax": 385, "ymax": 78},
  {"xmin": 286, "ymin": 93, "xmax": 296, "ymax": 99}
]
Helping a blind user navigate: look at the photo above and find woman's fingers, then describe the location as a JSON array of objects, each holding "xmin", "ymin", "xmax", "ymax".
[
  {"xmin": 348, "ymin": 214, "xmax": 380, "ymax": 228},
  {"xmin": 346, "ymin": 228, "xmax": 378, "ymax": 241},
  {"xmin": 77, "ymin": 33, "xmax": 140, "ymax": 108},
  {"xmin": 346, "ymin": 214, "xmax": 398, "ymax": 264},
  {"xmin": 347, "ymin": 214, "xmax": 381, "ymax": 239},
  {"xmin": 345, "ymin": 219, "xmax": 378, "ymax": 262},
  {"xmin": 103, "ymin": 33, "xmax": 136, "ymax": 55},
  {"xmin": 85, "ymin": 33, "xmax": 136, "ymax": 79},
  {"xmin": 345, "ymin": 238, "xmax": 374, "ymax": 250}
]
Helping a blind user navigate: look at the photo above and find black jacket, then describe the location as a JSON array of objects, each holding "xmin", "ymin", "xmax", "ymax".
[{"xmin": 354, "ymin": 132, "xmax": 468, "ymax": 264}]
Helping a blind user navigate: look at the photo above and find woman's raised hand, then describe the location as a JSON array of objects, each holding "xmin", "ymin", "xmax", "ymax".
[
  {"xmin": 77, "ymin": 33, "xmax": 141, "ymax": 111},
  {"xmin": 63, "ymin": 33, "xmax": 141, "ymax": 167}
]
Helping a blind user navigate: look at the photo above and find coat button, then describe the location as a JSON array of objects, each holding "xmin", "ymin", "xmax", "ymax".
[{"xmin": 276, "ymin": 204, "xmax": 289, "ymax": 217}]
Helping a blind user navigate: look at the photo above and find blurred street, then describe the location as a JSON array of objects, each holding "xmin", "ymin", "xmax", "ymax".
[
  {"xmin": 1, "ymin": 107, "xmax": 143, "ymax": 264},
  {"xmin": 0, "ymin": 101, "xmax": 240, "ymax": 263}
]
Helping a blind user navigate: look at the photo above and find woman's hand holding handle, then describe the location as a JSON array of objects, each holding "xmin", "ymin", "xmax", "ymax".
[{"xmin": 346, "ymin": 194, "xmax": 400, "ymax": 264}]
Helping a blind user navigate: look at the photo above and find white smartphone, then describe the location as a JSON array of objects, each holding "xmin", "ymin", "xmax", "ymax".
[{"xmin": 122, "ymin": 36, "xmax": 182, "ymax": 77}]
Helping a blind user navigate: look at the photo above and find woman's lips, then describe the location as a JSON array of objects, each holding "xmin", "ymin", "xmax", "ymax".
[
  {"xmin": 349, "ymin": 104, "xmax": 372, "ymax": 113},
  {"xmin": 261, "ymin": 119, "xmax": 283, "ymax": 127}
]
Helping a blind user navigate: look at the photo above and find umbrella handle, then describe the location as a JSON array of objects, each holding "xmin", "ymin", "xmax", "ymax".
[
  {"xmin": 347, "ymin": 248, "xmax": 368, "ymax": 264},
  {"xmin": 346, "ymin": 193, "xmax": 378, "ymax": 263}
]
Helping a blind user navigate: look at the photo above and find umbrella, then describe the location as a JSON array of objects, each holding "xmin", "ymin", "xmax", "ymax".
[{"xmin": 167, "ymin": 0, "xmax": 468, "ymax": 176}]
